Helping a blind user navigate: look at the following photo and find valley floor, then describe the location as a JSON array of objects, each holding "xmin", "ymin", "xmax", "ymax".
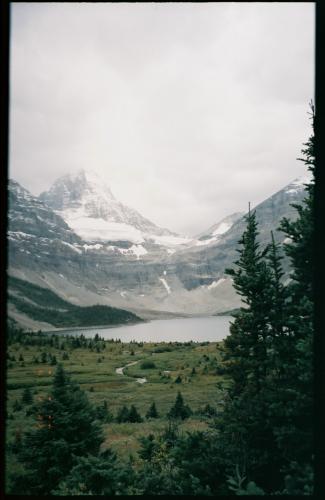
[{"xmin": 6, "ymin": 334, "xmax": 228, "ymax": 462}]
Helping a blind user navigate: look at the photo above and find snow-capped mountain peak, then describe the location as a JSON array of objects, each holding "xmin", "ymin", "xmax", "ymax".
[
  {"xmin": 39, "ymin": 170, "xmax": 188, "ymax": 246},
  {"xmin": 192, "ymin": 212, "xmax": 244, "ymax": 247}
]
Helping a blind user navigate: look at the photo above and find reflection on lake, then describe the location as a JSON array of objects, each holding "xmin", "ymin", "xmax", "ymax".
[{"xmin": 53, "ymin": 316, "xmax": 232, "ymax": 343}]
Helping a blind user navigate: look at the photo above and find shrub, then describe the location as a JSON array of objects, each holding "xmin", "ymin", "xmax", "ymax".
[{"xmin": 140, "ymin": 360, "xmax": 156, "ymax": 369}]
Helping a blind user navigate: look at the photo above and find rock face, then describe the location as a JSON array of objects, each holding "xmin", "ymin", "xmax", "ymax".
[{"xmin": 7, "ymin": 172, "xmax": 310, "ymax": 322}]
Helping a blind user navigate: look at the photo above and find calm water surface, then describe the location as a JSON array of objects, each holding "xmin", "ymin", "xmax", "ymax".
[{"xmin": 54, "ymin": 316, "xmax": 232, "ymax": 343}]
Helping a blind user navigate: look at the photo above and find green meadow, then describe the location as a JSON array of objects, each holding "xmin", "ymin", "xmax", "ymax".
[{"xmin": 6, "ymin": 332, "xmax": 229, "ymax": 461}]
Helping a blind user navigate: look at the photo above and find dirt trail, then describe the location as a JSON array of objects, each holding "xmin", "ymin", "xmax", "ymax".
[{"xmin": 115, "ymin": 360, "xmax": 147, "ymax": 384}]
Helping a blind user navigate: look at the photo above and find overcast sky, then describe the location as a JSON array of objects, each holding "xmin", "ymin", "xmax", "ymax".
[{"xmin": 9, "ymin": 2, "xmax": 315, "ymax": 236}]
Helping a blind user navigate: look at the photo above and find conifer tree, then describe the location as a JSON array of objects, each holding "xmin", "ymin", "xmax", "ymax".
[
  {"xmin": 116, "ymin": 405, "xmax": 130, "ymax": 423},
  {"xmin": 221, "ymin": 209, "xmax": 284, "ymax": 490},
  {"xmin": 12, "ymin": 364, "xmax": 103, "ymax": 495},
  {"xmin": 128, "ymin": 405, "xmax": 143, "ymax": 423},
  {"xmin": 224, "ymin": 207, "xmax": 272, "ymax": 393},
  {"xmin": 167, "ymin": 392, "xmax": 192, "ymax": 420},
  {"xmin": 146, "ymin": 401, "xmax": 159, "ymax": 419},
  {"xmin": 272, "ymin": 105, "xmax": 315, "ymax": 490},
  {"xmin": 21, "ymin": 387, "xmax": 33, "ymax": 405}
]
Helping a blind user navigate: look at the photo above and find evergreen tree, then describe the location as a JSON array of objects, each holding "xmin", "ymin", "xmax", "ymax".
[
  {"xmin": 11, "ymin": 364, "xmax": 103, "ymax": 495},
  {"xmin": 217, "ymin": 106, "xmax": 315, "ymax": 493},
  {"xmin": 167, "ymin": 392, "xmax": 192, "ymax": 420},
  {"xmin": 52, "ymin": 449, "xmax": 134, "ymax": 495},
  {"xmin": 116, "ymin": 405, "xmax": 130, "ymax": 423},
  {"xmin": 272, "ymin": 105, "xmax": 315, "ymax": 490},
  {"xmin": 21, "ymin": 387, "xmax": 33, "ymax": 405},
  {"xmin": 220, "ymin": 209, "xmax": 285, "ymax": 490},
  {"xmin": 128, "ymin": 405, "xmax": 143, "ymax": 423},
  {"xmin": 224, "ymin": 207, "xmax": 272, "ymax": 393},
  {"xmin": 138, "ymin": 434, "xmax": 158, "ymax": 461},
  {"xmin": 146, "ymin": 401, "xmax": 159, "ymax": 419}
]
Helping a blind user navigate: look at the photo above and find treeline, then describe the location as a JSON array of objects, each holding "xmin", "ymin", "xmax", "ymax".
[
  {"xmin": 5, "ymin": 113, "xmax": 314, "ymax": 495},
  {"xmin": 8, "ymin": 276, "xmax": 143, "ymax": 327}
]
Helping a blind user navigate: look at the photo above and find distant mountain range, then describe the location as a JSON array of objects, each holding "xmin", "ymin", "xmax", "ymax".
[{"xmin": 7, "ymin": 169, "xmax": 311, "ymax": 329}]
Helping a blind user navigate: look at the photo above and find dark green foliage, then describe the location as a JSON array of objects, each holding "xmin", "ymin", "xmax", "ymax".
[
  {"xmin": 140, "ymin": 360, "xmax": 156, "ymax": 369},
  {"xmin": 50, "ymin": 354, "xmax": 57, "ymax": 365},
  {"xmin": 138, "ymin": 434, "xmax": 158, "ymax": 461},
  {"xmin": 10, "ymin": 364, "xmax": 103, "ymax": 495},
  {"xmin": 95, "ymin": 400, "xmax": 113, "ymax": 422},
  {"xmin": 146, "ymin": 401, "xmax": 159, "ymax": 419},
  {"xmin": 40, "ymin": 352, "xmax": 47, "ymax": 363},
  {"xmin": 21, "ymin": 387, "xmax": 33, "ymax": 405},
  {"xmin": 174, "ymin": 375, "xmax": 182, "ymax": 383},
  {"xmin": 167, "ymin": 392, "xmax": 192, "ymax": 420},
  {"xmin": 12, "ymin": 400, "xmax": 22, "ymax": 412},
  {"xmin": 201, "ymin": 403, "xmax": 217, "ymax": 417},
  {"xmin": 116, "ymin": 405, "xmax": 130, "ymax": 423},
  {"xmin": 217, "ymin": 112, "xmax": 315, "ymax": 494},
  {"xmin": 52, "ymin": 450, "xmax": 134, "ymax": 495},
  {"xmin": 8, "ymin": 276, "xmax": 143, "ymax": 328},
  {"xmin": 128, "ymin": 405, "xmax": 143, "ymax": 423}
]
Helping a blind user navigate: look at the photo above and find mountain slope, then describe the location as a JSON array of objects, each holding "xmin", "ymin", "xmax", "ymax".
[
  {"xmin": 7, "ymin": 173, "xmax": 310, "ymax": 319},
  {"xmin": 172, "ymin": 173, "xmax": 311, "ymax": 291},
  {"xmin": 193, "ymin": 212, "xmax": 244, "ymax": 247},
  {"xmin": 8, "ymin": 276, "xmax": 144, "ymax": 330}
]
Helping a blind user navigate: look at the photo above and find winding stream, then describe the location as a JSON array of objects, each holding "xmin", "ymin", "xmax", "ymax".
[{"xmin": 115, "ymin": 360, "xmax": 147, "ymax": 384}]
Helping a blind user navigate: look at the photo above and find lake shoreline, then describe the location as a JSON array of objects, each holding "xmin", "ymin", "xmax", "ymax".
[{"xmin": 42, "ymin": 316, "xmax": 232, "ymax": 343}]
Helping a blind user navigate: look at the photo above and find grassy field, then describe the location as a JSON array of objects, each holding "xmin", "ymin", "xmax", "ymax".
[{"xmin": 6, "ymin": 335, "xmax": 229, "ymax": 461}]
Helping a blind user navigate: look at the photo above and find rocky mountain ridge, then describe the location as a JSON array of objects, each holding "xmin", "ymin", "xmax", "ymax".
[{"xmin": 7, "ymin": 171, "xmax": 311, "ymax": 327}]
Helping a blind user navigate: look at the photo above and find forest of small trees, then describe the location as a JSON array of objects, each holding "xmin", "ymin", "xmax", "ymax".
[{"xmin": 5, "ymin": 110, "xmax": 315, "ymax": 495}]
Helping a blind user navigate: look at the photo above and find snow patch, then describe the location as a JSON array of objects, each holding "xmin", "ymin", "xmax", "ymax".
[
  {"xmin": 61, "ymin": 241, "xmax": 82, "ymax": 254},
  {"xmin": 57, "ymin": 214, "xmax": 146, "ymax": 244},
  {"xmin": 83, "ymin": 243, "xmax": 103, "ymax": 251},
  {"xmin": 159, "ymin": 277, "xmax": 171, "ymax": 294},
  {"xmin": 285, "ymin": 173, "xmax": 312, "ymax": 194},
  {"xmin": 212, "ymin": 222, "xmax": 232, "ymax": 236},
  {"xmin": 208, "ymin": 278, "xmax": 227, "ymax": 289},
  {"xmin": 118, "ymin": 244, "xmax": 148, "ymax": 259}
]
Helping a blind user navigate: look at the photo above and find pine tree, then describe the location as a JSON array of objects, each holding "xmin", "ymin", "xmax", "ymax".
[
  {"xmin": 272, "ymin": 105, "xmax": 315, "ymax": 491},
  {"xmin": 128, "ymin": 405, "xmax": 143, "ymax": 423},
  {"xmin": 116, "ymin": 405, "xmax": 130, "ymax": 423},
  {"xmin": 146, "ymin": 402, "xmax": 159, "ymax": 419},
  {"xmin": 21, "ymin": 387, "xmax": 33, "ymax": 405},
  {"xmin": 220, "ymin": 209, "xmax": 284, "ymax": 490},
  {"xmin": 224, "ymin": 207, "xmax": 272, "ymax": 393},
  {"xmin": 52, "ymin": 449, "xmax": 134, "ymax": 495},
  {"xmin": 12, "ymin": 364, "xmax": 103, "ymax": 495},
  {"xmin": 167, "ymin": 392, "xmax": 192, "ymax": 420}
]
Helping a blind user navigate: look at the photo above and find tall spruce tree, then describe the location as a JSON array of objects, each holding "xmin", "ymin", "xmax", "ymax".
[
  {"xmin": 220, "ymin": 208, "xmax": 289, "ymax": 491},
  {"xmin": 224, "ymin": 207, "xmax": 272, "ymax": 393},
  {"xmin": 218, "ymin": 106, "xmax": 315, "ymax": 494},
  {"xmin": 11, "ymin": 364, "xmax": 103, "ymax": 495},
  {"xmin": 272, "ymin": 105, "xmax": 315, "ymax": 492}
]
